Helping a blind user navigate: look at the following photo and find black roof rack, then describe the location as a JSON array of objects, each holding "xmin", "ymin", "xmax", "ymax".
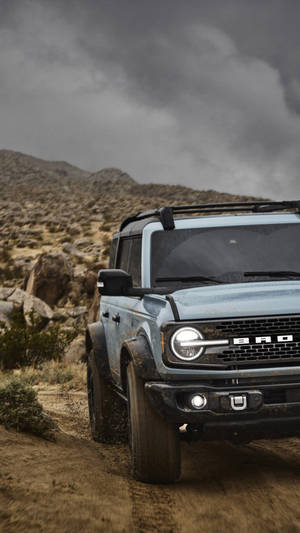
[{"xmin": 119, "ymin": 201, "xmax": 300, "ymax": 232}]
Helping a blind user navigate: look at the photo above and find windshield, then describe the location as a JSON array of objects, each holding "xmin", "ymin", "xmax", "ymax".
[{"xmin": 151, "ymin": 223, "xmax": 300, "ymax": 287}]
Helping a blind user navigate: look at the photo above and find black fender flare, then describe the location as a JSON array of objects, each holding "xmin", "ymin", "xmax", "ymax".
[
  {"xmin": 120, "ymin": 335, "xmax": 160, "ymax": 392},
  {"xmin": 85, "ymin": 322, "xmax": 110, "ymax": 379}
]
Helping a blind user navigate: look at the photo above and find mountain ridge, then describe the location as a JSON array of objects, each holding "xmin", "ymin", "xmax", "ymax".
[{"xmin": 0, "ymin": 148, "xmax": 260, "ymax": 202}]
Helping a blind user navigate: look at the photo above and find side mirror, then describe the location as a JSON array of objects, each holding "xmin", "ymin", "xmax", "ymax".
[{"xmin": 97, "ymin": 269, "xmax": 133, "ymax": 296}]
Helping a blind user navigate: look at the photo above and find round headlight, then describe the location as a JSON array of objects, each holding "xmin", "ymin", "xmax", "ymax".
[{"xmin": 171, "ymin": 327, "xmax": 204, "ymax": 361}]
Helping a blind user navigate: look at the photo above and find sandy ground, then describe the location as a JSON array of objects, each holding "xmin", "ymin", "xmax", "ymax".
[{"xmin": 1, "ymin": 387, "xmax": 300, "ymax": 532}]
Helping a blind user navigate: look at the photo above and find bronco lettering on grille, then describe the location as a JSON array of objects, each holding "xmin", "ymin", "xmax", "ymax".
[{"xmin": 233, "ymin": 335, "xmax": 294, "ymax": 345}]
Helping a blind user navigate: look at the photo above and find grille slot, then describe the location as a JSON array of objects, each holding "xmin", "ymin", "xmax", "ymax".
[
  {"xmin": 218, "ymin": 341, "xmax": 300, "ymax": 363},
  {"xmin": 214, "ymin": 316, "xmax": 300, "ymax": 337}
]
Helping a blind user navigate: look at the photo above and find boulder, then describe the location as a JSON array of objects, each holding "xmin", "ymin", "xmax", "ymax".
[
  {"xmin": 0, "ymin": 300, "xmax": 14, "ymax": 317},
  {"xmin": 68, "ymin": 224, "xmax": 81, "ymax": 236},
  {"xmin": 68, "ymin": 281, "xmax": 82, "ymax": 305},
  {"xmin": 26, "ymin": 252, "xmax": 73, "ymax": 306},
  {"xmin": 67, "ymin": 306, "xmax": 87, "ymax": 318},
  {"xmin": 64, "ymin": 335, "xmax": 86, "ymax": 363},
  {"xmin": 0, "ymin": 287, "xmax": 14, "ymax": 300},
  {"xmin": 23, "ymin": 293, "xmax": 54, "ymax": 326},
  {"xmin": 0, "ymin": 311, "xmax": 11, "ymax": 329},
  {"xmin": 7, "ymin": 288, "xmax": 27, "ymax": 309},
  {"xmin": 52, "ymin": 309, "xmax": 69, "ymax": 322},
  {"xmin": 74, "ymin": 237, "xmax": 91, "ymax": 249},
  {"xmin": 62, "ymin": 242, "xmax": 84, "ymax": 258}
]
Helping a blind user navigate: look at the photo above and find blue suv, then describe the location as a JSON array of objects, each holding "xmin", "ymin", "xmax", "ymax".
[{"xmin": 86, "ymin": 201, "xmax": 300, "ymax": 483}]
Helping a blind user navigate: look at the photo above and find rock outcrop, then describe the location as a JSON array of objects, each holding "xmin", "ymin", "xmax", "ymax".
[
  {"xmin": 0, "ymin": 287, "xmax": 53, "ymax": 328},
  {"xmin": 26, "ymin": 252, "xmax": 73, "ymax": 306},
  {"xmin": 64, "ymin": 335, "xmax": 86, "ymax": 363}
]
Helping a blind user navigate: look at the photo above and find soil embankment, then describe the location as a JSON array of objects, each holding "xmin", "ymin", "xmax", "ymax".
[{"xmin": 1, "ymin": 387, "xmax": 300, "ymax": 532}]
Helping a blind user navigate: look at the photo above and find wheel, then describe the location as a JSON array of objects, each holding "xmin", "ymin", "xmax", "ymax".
[
  {"xmin": 87, "ymin": 349, "xmax": 127, "ymax": 443},
  {"xmin": 127, "ymin": 360, "xmax": 181, "ymax": 483}
]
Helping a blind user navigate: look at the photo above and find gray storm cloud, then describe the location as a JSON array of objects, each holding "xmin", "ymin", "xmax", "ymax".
[{"xmin": 0, "ymin": 0, "xmax": 300, "ymax": 199}]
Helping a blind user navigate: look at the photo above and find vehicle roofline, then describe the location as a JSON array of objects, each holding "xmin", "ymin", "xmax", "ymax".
[
  {"xmin": 118, "ymin": 201, "xmax": 300, "ymax": 234},
  {"xmin": 114, "ymin": 210, "xmax": 300, "ymax": 238}
]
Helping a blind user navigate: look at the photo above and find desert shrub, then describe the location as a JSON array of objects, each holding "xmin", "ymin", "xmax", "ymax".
[
  {"xmin": 0, "ymin": 245, "xmax": 12, "ymax": 262},
  {"xmin": 100, "ymin": 222, "xmax": 111, "ymax": 232},
  {"xmin": 0, "ymin": 311, "xmax": 76, "ymax": 370},
  {"xmin": 48, "ymin": 225, "xmax": 57, "ymax": 233},
  {"xmin": 0, "ymin": 263, "xmax": 23, "ymax": 282},
  {"xmin": 0, "ymin": 378, "xmax": 54, "ymax": 438},
  {"xmin": 35, "ymin": 232, "xmax": 44, "ymax": 242}
]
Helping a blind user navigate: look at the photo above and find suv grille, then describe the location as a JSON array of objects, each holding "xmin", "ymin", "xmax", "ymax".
[
  {"xmin": 214, "ymin": 316, "xmax": 300, "ymax": 337},
  {"xmin": 209, "ymin": 315, "xmax": 300, "ymax": 367},
  {"xmin": 218, "ymin": 341, "xmax": 300, "ymax": 364}
]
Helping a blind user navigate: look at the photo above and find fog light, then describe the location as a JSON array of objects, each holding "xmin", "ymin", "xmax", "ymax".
[{"xmin": 190, "ymin": 394, "xmax": 207, "ymax": 410}]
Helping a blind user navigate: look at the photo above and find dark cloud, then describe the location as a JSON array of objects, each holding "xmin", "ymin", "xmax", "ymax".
[{"xmin": 0, "ymin": 0, "xmax": 300, "ymax": 198}]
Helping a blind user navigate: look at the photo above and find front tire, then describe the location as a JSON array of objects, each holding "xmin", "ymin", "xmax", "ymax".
[
  {"xmin": 87, "ymin": 350, "xmax": 127, "ymax": 443},
  {"xmin": 127, "ymin": 361, "xmax": 181, "ymax": 483}
]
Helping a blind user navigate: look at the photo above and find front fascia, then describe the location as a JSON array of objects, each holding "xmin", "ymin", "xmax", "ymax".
[
  {"xmin": 152, "ymin": 313, "xmax": 300, "ymax": 383},
  {"xmin": 156, "ymin": 311, "xmax": 300, "ymax": 382},
  {"xmin": 141, "ymin": 213, "xmax": 300, "ymax": 381},
  {"xmin": 161, "ymin": 315, "xmax": 300, "ymax": 369}
]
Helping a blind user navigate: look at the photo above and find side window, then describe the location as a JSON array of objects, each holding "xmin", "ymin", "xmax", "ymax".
[
  {"xmin": 109, "ymin": 238, "xmax": 118, "ymax": 268},
  {"xmin": 117, "ymin": 237, "xmax": 142, "ymax": 288},
  {"xmin": 128, "ymin": 238, "xmax": 142, "ymax": 287},
  {"xmin": 117, "ymin": 238, "xmax": 131, "ymax": 272}
]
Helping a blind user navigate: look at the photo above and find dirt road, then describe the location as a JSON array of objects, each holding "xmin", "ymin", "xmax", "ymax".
[{"xmin": 1, "ymin": 387, "xmax": 300, "ymax": 532}]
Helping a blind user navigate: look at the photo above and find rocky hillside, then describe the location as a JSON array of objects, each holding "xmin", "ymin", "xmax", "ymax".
[{"xmin": 0, "ymin": 149, "xmax": 261, "ymax": 324}]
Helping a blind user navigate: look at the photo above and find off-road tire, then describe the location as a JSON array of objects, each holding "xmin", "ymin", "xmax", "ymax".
[
  {"xmin": 87, "ymin": 350, "xmax": 127, "ymax": 443},
  {"xmin": 127, "ymin": 360, "xmax": 181, "ymax": 483}
]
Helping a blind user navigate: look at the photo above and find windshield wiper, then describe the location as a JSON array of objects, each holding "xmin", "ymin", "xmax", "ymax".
[
  {"xmin": 155, "ymin": 275, "xmax": 223, "ymax": 284},
  {"xmin": 244, "ymin": 271, "xmax": 300, "ymax": 279}
]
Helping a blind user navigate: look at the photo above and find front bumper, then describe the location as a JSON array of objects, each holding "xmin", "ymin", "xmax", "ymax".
[{"xmin": 145, "ymin": 381, "xmax": 300, "ymax": 440}]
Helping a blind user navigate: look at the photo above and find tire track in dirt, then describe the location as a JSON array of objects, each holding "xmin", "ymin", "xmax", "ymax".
[
  {"xmin": 172, "ymin": 439, "xmax": 300, "ymax": 533},
  {"xmin": 61, "ymin": 388, "xmax": 179, "ymax": 532},
  {"xmin": 129, "ymin": 480, "xmax": 179, "ymax": 533},
  {"xmin": 17, "ymin": 386, "xmax": 300, "ymax": 533}
]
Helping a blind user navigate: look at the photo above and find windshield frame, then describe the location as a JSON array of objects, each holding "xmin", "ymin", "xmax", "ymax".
[{"xmin": 141, "ymin": 213, "xmax": 300, "ymax": 288}]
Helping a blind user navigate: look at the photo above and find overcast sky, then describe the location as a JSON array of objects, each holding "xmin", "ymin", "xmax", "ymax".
[{"xmin": 1, "ymin": 0, "xmax": 300, "ymax": 198}]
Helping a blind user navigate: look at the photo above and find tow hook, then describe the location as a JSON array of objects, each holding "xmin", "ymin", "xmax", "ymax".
[{"xmin": 230, "ymin": 394, "xmax": 247, "ymax": 411}]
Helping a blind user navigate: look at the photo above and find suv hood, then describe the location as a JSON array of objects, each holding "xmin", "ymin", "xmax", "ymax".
[{"xmin": 171, "ymin": 281, "xmax": 300, "ymax": 321}]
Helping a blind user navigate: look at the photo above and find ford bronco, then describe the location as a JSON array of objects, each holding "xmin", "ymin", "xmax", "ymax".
[{"xmin": 86, "ymin": 201, "xmax": 300, "ymax": 483}]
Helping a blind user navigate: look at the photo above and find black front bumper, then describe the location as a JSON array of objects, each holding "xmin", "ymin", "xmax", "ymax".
[{"xmin": 145, "ymin": 381, "xmax": 300, "ymax": 441}]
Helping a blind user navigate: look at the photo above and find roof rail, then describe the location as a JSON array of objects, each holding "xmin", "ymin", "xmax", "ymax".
[{"xmin": 119, "ymin": 201, "xmax": 300, "ymax": 232}]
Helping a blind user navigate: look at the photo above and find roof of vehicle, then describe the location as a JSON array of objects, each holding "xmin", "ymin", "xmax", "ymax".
[{"xmin": 115, "ymin": 201, "xmax": 300, "ymax": 237}]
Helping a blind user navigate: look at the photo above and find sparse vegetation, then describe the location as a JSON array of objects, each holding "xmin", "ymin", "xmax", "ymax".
[
  {"xmin": 0, "ymin": 377, "xmax": 55, "ymax": 438},
  {"xmin": 0, "ymin": 311, "xmax": 76, "ymax": 370},
  {"xmin": 0, "ymin": 244, "xmax": 12, "ymax": 262},
  {"xmin": 16, "ymin": 360, "xmax": 86, "ymax": 390}
]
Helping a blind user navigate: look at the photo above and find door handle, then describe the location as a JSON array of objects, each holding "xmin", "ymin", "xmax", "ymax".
[
  {"xmin": 112, "ymin": 313, "xmax": 120, "ymax": 324},
  {"xmin": 102, "ymin": 311, "xmax": 109, "ymax": 318}
]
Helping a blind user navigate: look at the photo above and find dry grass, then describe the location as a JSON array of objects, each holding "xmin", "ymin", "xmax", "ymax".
[{"xmin": 0, "ymin": 360, "xmax": 86, "ymax": 392}]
